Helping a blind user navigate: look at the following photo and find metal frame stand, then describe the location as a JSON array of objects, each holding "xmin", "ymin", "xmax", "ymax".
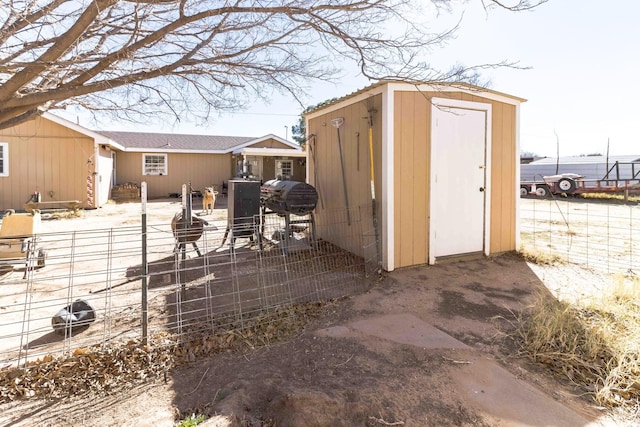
[{"xmin": 258, "ymin": 207, "xmax": 317, "ymax": 255}]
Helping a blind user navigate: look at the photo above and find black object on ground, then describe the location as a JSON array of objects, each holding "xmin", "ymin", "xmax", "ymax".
[{"xmin": 51, "ymin": 299, "xmax": 96, "ymax": 335}]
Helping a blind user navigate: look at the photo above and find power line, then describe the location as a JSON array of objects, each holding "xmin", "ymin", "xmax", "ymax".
[{"xmin": 222, "ymin": 111, "xmax": 300, "ymax": 117}]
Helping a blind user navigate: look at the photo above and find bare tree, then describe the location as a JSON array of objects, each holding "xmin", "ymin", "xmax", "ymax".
[{"xmin": 0, "ymin": 0, "xmax": 545, "ymax": 130}]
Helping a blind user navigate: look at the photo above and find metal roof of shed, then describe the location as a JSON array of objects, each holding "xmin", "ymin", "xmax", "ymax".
[{"xmin": 305, "ymin": 80, "xmax": 527, "ymax": 116}]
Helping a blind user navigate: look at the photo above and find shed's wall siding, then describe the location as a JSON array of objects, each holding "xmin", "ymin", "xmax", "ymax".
[
  {"xmin": 0, "ymin": 116, "xmax": 95, "ymax": 211},
  {"xmin": 116, "ymin": 152, "xmax": 232, "ymax": 199},
  {"xmin": 393, "ymin": 92, "xmax": 430, "ymax": 267},
  {"xmin": 487, "ymin": 98, "xmax": 517, "ymax": 254},
  {"xmin": 392, "ymin": 91, "xmax": 517, "ymax": 268},
  {"xmin": 307, "ymin": 95, "xmax": 383, "ymax": 257}
]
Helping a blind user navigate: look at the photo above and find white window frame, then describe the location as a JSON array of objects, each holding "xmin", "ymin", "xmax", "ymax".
[
  {"xmin": 142, "ymin": 153, "xmax": 168, "ymax": 176},
  {"xmin": 276, "ymin": 159, "xmax": 293, "ymax": 179},
  {"xmin": 0, "ymin": 142, "xmax": 8, "ymax": 177}
]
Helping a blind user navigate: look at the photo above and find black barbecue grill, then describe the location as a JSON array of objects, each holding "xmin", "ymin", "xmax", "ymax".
[
  {"xmin": 260, "ymin": 179, "xmax": 318, "ymax": 215},
  {"xmin": 259, "ymin": 180, "xmax": 318, "ymax": 253}
]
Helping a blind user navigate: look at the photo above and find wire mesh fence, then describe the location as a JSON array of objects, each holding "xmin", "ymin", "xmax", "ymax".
[
  {"xmin": 13, "ymin": 195, "xmax": 636, "ymax": 369},
  {"xmin": 520, "ymin": 197, "xmax": 640, "ymax": 274},
  {"xmin": 0, "ymin": 203, "xmax": 378, "ymax": 369}
]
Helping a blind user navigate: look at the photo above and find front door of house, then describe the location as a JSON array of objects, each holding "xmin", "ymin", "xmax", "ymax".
[
  {"xmin": 111, "ymin": 151, "xmax": 117, "ymax": 186},
  {"xmin": 429, "ymin": 99, "xmax": 491, "ymax": 263}
]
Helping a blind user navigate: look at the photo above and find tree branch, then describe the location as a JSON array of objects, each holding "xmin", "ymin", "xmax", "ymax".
[{"xmin": 0, "ymin": 0, "xmax": 545, "ymax": 130}]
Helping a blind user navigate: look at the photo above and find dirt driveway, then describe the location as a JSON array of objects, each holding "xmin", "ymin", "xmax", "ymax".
[{"xmin": 0, "ymin": 248, "xmax": 626, "ymax": 426}]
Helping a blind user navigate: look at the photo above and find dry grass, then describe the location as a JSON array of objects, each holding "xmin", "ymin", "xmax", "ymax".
[
  {"xmin": 513, "ymin": 276, "xmax": 640, "ymax": 410},
  {"xmin": 42, "ymin": 209, "xmax": 84, "ymax": 220},
  {"xmin": 517, "ymin": 247, "xmax": 565, "ymax": 266},
  {"xmin": 578, "ymin": 193, "xmax": 640, "ymax": 203}
]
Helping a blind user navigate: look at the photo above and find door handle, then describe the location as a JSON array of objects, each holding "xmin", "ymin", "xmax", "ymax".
[{"xmin": 479, "ymin": 187, "xmax": 485, "ymax": 192}]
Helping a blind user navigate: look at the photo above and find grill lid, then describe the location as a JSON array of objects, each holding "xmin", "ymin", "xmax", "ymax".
[{"xmin": 260, "ymin": 180, "xmax": 318, "ymax": 215}]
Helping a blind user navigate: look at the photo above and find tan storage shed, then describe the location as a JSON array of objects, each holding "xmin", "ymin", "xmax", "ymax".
[{"xmin": 305, "ymin": 81, "xmax": 526, "ymax": 271}]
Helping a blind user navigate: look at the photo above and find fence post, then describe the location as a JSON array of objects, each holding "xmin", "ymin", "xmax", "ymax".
[
  {"xmin": 630, "ymin": 204, "xmax": 634, "ymax": 273},
  {"xmin": 141, "ymin": 182, "xmax": 148, "ymax": 345}
]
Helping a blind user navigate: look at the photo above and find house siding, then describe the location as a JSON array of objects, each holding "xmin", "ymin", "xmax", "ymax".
[
  {"xmin": 0, "ymin": 116, "xmax": 96, "ymax": 211},
  {"xmin": 115, "ymin": 151, "xmax": 232, "ymax": 199},
  {"xmin": 262, "ymin": 156, "xmax": 276, "ymax": 181},
  {"xmin": 249, "ymin": 138, "xmax": 293, "ymax": 149},
  {"xmin": 290, "ymin": 159, "xmax": 306, "ymax": 182}
]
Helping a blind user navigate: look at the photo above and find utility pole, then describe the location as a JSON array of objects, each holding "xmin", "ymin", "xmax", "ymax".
[{"xmin": 554, "ymin": 129, "xmax": 560, "ymax": 175}]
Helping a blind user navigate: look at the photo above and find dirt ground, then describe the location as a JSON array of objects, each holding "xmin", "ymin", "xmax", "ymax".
[{"xmin": 0, "ymin": 200, "xmax": 634, "ymax": 426}]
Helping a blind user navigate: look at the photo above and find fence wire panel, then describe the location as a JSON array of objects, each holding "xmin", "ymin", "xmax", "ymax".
[
  {"xmin": 520, "ymin": 198, "xmax": 640, "ymax": 274},
  {"xmin": 0, "ymin": 205, "xmax": 375, "ymax": 367}
]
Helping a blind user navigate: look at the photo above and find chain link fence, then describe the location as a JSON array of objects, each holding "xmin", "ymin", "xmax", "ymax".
[{"xmin": 12, "ymin": 195, "xmax": 634, "ymax": 369}]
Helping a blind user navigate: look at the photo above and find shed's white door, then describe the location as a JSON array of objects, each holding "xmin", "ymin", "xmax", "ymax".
[{"xmin": 430, "ymin": 101, "xmax": 490, "ymax": 263}]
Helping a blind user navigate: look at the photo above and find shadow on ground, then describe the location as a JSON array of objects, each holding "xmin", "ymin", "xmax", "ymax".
[{"xmin": 164, "ymin": 254, "xmax": 601, "ymax": 427}]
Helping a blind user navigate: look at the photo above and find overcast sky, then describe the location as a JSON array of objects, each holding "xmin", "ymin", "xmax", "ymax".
[{"xmin": 78, "ymin": 1, "xmax": 640, "ymax": 158}]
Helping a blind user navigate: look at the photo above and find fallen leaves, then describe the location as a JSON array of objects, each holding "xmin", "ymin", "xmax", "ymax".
[
  {"xmin": 0, "ymin": 300, "xmax": 330, "ymax": 403},
  {"xmin": 0, "ymin": 338, "xmax": 173, "ymax": 402}
]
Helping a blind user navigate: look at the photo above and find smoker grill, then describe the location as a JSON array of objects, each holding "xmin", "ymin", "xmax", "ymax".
[
  {"xmin": 222, "ymin": 179, "xmax": 261, "ymax": 251},
  {"xmin": 259, "ymin": 180, "xmax": 318, "ymax": 253},
  {"xmin": 260, "ymin": 180, "xmax": 318, "ymax": 215}
]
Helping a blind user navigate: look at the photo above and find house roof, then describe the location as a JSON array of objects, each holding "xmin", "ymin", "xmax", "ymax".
[
  {"xmin": 40, "ymin": 113, "xmax": 302, "ymax": 154},
  {"xmin": 97, "ymin": 131, "xmax": 255, "ymax": 153},
  {"xmin": 97, "ymin": 131, "xmax": 302, "ymax": 154}
]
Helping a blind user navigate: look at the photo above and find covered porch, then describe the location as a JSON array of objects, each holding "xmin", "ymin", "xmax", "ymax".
[{"xmin": 232, "ymin": 147, "xmax": 307, "ymax": 183}]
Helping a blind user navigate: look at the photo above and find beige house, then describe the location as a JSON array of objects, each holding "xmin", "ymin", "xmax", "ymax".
[
  {"xmin": 100, "ymin": 131, "xmax": 305, "ymax": 200},
  {"xmin": 0, "ymin": 113, "xmax": 116, "ymax": 211},
  {"xmin": 0, "ymin": 113, "xmax": 304, "ymax": 211},
  {"xmin": 305, "ymin": 81, "xmax": 526, "ymax": 271}
]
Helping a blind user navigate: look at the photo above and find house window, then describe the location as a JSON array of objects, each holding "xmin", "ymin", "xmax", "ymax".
[
  {"xmin": 276, "ymin": 159, "xmax": 293, "ymax": 179},
  {"xmin": 0, "ymin": 143, "xmax": 7, "ymax": 177},
  {"xmin": 142, "ymin": 153, "xmax": 167, "ymax": 175}
]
